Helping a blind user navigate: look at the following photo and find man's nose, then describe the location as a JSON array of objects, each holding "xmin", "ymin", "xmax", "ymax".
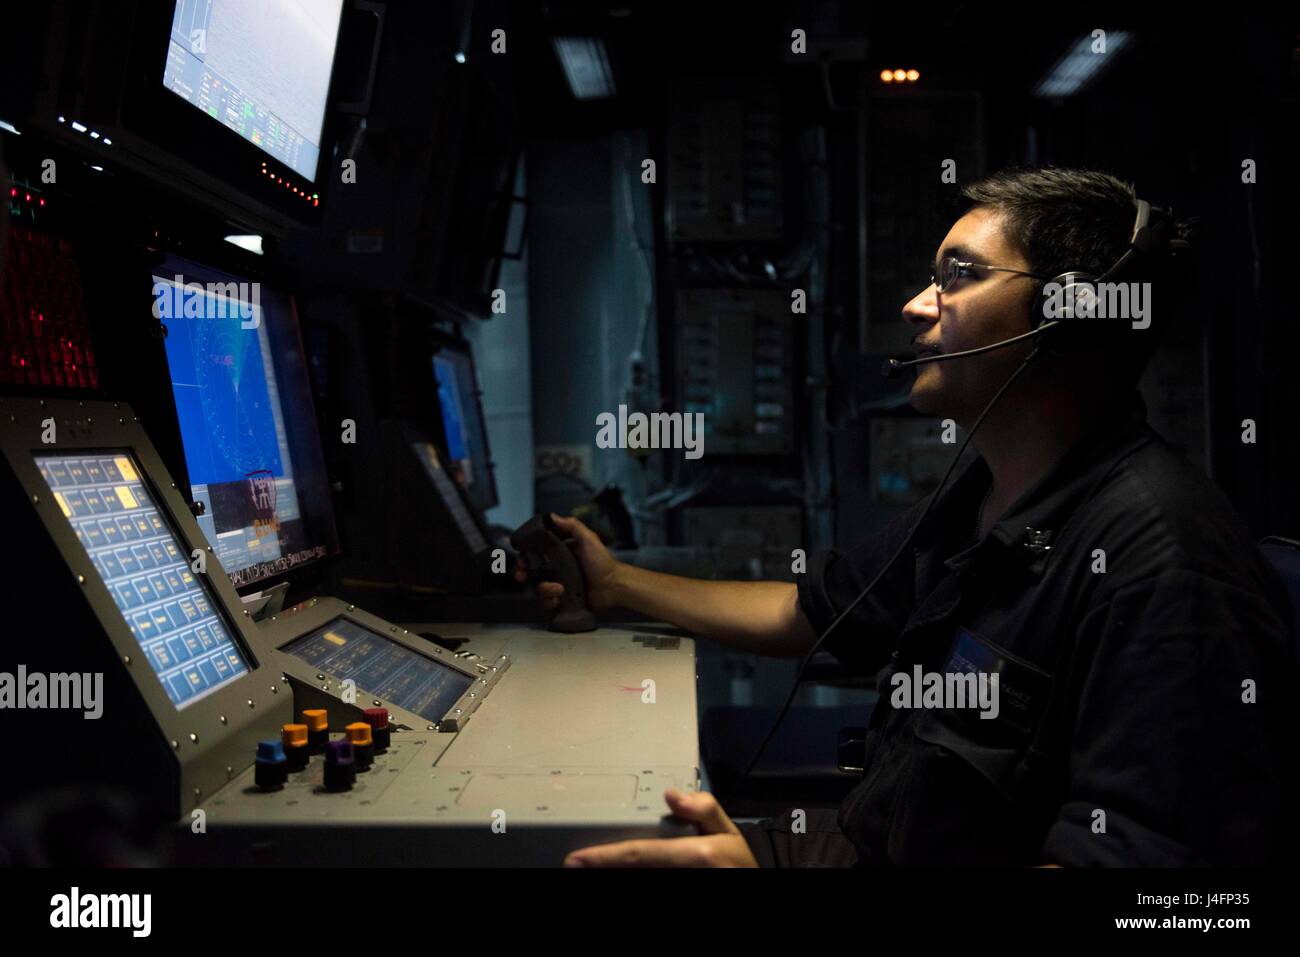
[{"xmin": 902, "ymin": 283, "xmax": 940, "ymax": 327}]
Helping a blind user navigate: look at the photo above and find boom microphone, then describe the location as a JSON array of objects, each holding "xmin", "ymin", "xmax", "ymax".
[{"xmin": 881, "ymin": 321, "xmax": 1059, "ymax": 378}]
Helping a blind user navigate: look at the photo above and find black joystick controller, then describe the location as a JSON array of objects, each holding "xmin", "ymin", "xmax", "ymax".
[{"xmin": 510, "ymin": 514, "xmax": 597, "ymax": 633}]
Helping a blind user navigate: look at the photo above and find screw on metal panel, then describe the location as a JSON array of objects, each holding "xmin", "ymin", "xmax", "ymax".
[
  {"xmin": 347, "ymin": 605, "xmax": 355, "ymax": 612},
  {"xmin": 247, "ymin": 699, "xmax": 254, "ymax": 708},
  {"xmin": 316, "ymin": 674, "xmax": 325, "ymax": 680},
  {"xmin": 226, "ymin": 766, "xmax": 233, "ymax": 777},
  {"xmin": 123, "ymin": 655, "xmax": 131, "ymax": 665},
  {"xmin": 171, "ymin": 740, "xmax": 179, "ymax": 749},
  {"xmin": 426, "ymin": 725, "xmax": 436, "ymax": 731},
  {"xmin": 270, "ymin": 685, "xmax": 278, "ymax": 694},
  {"xmin": 31, "ymin": 495, "xmax": 38, "ymax": 504},
  {"xmin": 243, "ymin": 609, "xmax": 250, "ymax": 616},
  {"xmin": 189, "ymin": 733, "xmax": 198, "ymax": 743},
  {"xmin": 219, "ymin": 715, "xmax": 227, "ymax": 724},
  {"xmin": 372, "ymin": 699, "xmax": 381, "ymax": 706},
  {"xmin": 271, "ymin": 616, "xmax": 277, "ymax": 621},
  {"xmin": 77, "ymin": 575, "xmax": 85, "ymax": 584},
  {"xmin": 194, "ymin": 788, "xmax": 201, "ymax": 798},
  {"xmin": 454, "ymin": 709, "xmax": 462, "ymax": 715}
]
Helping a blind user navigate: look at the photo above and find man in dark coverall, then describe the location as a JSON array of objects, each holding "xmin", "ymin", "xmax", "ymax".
[{"xmin": 525, "ymin": 167, "xmax": 1298, "ymax": 867}]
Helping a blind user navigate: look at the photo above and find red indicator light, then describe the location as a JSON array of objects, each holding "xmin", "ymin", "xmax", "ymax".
[
  {"xmin": 39, "ymin": 198, "xmax": 45, "ymax": 207},
  {"xmin": 313, "ymin": 199, "xmax": 319, "ymax": 206},
  {"xmin": 7, "ymin": 187, "xmax": 14, "ymax": 197},
  {"xmin": 25, "ymin": 193, "xmax": 31, "ymax": 202}
]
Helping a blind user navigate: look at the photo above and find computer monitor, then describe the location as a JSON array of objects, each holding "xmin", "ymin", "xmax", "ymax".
[
  {"xmin": 33, "ymin": 450, "xmax": 251, "ymax": 708},
  {"xmin": 162, "ymin": 0, "xmax": 346, "ymax": 183},
  {"xmin": 432, "ymin": 343, "xmax": 497, "ymax": 513},
  {"xmin": 154, "ymin": 254, "xmax": 338, "ymax": 587}
]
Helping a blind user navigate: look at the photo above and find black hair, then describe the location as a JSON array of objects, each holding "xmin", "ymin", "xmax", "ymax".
[{"xmin": 960, "ymin": 166, "xmax": 1192, "ymax": 385}]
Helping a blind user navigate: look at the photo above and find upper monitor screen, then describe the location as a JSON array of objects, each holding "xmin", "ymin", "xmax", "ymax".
[
  {"xmin": 162, "ymin": 0, "xmax": 345, "ymax": 182},
  {"xmin": 433, "ymin": 347, "xmax": 497, "ymax": 513},
  {"xmin": 35, "ymin": 451, "xmax": 251, "ymax": 709},
  {"xmin": 282, "ymin": 619, "xmax": 474, "ymax": 723},
  {"xmin": 155, "ymin": 255, "xmax": 339, "ymax": 587}
]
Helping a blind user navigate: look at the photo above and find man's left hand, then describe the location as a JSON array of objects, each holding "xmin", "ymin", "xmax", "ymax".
[{"xmin": 563, "ymin": 788, "xmax": 759, "ymax": 868}]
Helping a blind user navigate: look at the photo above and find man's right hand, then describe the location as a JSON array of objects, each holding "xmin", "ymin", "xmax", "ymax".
[{"xmin": 513, "ymin": 513, "xmax": 623, "ymax": 611}]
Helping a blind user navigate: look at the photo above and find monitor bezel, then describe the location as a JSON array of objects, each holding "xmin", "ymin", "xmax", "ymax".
[
  {"xmin": 151, "ymin": 252, "xmax": 341, "ymax": 590},
  {"xmin": 117, "ymin": 0, "xmax": 348, "ymax": 221},
  {"xmin": 0, "ymin": 396, "xmax": 279, "ymax": 814},
  {"xmin": 32, "ymin": 444, "xmax": 256, "ymax": 711},
  {"xmin": 258, "ymin": 596, "xmax": 509, "ymax": 732}
]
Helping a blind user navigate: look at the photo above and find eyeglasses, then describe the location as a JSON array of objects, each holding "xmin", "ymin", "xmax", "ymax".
[{"xmin": 930, "ymin": 255, "xmax": 1047, "ymax": 294}]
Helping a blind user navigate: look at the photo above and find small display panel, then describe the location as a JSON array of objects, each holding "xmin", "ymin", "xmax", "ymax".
[
  {"xmin": 34, "ymin": 451, "xmax": 250, "ymax": 709},
  {"xmin": 282, "ymin": 619, "xmax": 474, "ymax": 722}
]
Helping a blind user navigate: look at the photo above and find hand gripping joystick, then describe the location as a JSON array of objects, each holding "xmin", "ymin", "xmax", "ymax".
[{"xmin": 510, "ymin": 514, "xmax": 598, "ymax": 633}]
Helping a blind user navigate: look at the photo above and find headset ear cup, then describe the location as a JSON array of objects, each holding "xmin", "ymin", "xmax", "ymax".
[{"xmin": 1035, "ymin": 272, "xmax": 1097, "ymax": 354}]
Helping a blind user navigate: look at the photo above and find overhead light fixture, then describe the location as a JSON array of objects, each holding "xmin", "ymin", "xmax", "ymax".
[
  {"xmin": 1034, "ymin": 31, "xmax": 1132, "ymax": 98},
  {"xmin": 70, "ymin": 120, "xmax": 87, "ymax": 133},
  {"xmin": 552, "ymin": 36, "xmax": 616, "ymax": 100},
  {"xmin": 454, "ymin": 50, "xmax": 466, "ymax": 64},
  {"xmin": 0, "ymin": 119, "xmax": 21, "ymax": 135},
  {"xmin": 879, "ymin": 68, "xmax": 920, "ymax": 84},
  {"xmin": 224, "ymin": 234, "xmax": 265, "ymax": 255}
]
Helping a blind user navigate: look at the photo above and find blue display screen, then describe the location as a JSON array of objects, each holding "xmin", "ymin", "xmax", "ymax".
[
  {"xmin": 35, "ymin": 451, "xmax": 250, "ymax": 709},
  {"xmin": 155, "ymin": 259, "xmax": 336, "ymax": 587},
  {"xmin": 434, "ymin": 355, "xmax": 469, "ymax": 462},
  {"xmin": 433, "ymin": 348, "xmax": 494, "ymax": 510},
  {"xmin": 162, "ymin": 0, "xmax": 345, "ymax": 181},
  {"xmin": 283, "ymin": 619, "xmax": 474, "ymax": 723}
]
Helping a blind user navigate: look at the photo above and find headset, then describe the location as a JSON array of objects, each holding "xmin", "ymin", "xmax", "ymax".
[
  {"xmin": 883, "ymin": 198, "xmax": 1189, "ymax": 378},
  {"xmin": 726, "ymin": 196, "xmax": 1189, "ymax": 808}
]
